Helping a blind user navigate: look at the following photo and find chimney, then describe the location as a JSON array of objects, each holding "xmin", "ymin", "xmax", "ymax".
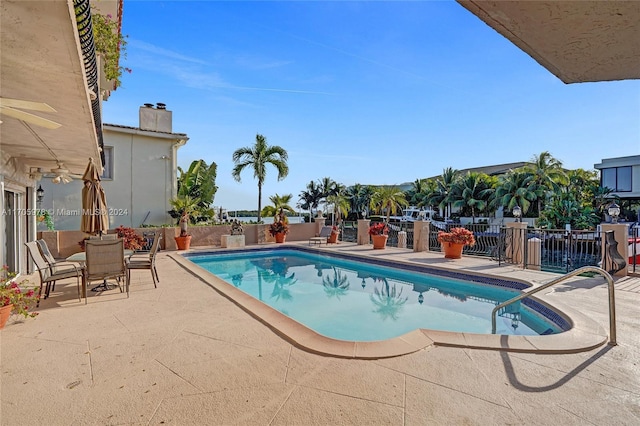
[{"xmin": 139, "ymin": 103, "xmax": 173, "ymax": 133}]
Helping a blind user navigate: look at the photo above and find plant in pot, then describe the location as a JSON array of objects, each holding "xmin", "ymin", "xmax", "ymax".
[
  {"xmin": 437, "ymin": 227, "xmax": 476, "ymax": 259},
  {"xmin": 268, "ymin": 208, "xmax": 290, "ymax": 243},
  {"xmin": 169, "ymin": 195, "xmax": 199, "ymax": 250},
  {"xmin": 1, "ymin": 266, "xmax": 39, "ymax": 329},
  {"xmin": 328, "ymin": 225, "xmax": 340, "ymax": 244},
  {"xmin": 368, "ymin": 222, "xmax": 389, "ymax": 249}
]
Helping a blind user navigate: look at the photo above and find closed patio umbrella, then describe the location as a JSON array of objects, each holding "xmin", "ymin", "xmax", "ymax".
[{"xmin": 81, "ymin": 157, "xmax": 109, "ymax": 235}]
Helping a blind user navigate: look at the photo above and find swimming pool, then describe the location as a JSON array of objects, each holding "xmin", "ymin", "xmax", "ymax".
[{"xmin": 186, "ymin": 247, "xmax": 570, "ymax": 342}]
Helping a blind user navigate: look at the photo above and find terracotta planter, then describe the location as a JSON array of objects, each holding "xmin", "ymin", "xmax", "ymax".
[
  {"xmin": 175, "ymin": 235, "xmax": 192, "ymax": 250},
  {"xmin": 442, "ymin": 242, "xmax": 464, "ymax": 259},
  {"xmin": 274, "ymin": 232, "xmax": 287, "ymax": 243},
  {"xmin": 328, "ymin": 233, "xmax": 339, "ymax": 244},
  {"xmin": 371, "ymin": 234, "xmax": 388, "ymax": 249},
  {"xmin": 0, "ymin": 304, "xmax": 12, "ymax": 329}
]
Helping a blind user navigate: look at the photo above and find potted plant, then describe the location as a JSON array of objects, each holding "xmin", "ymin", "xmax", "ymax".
[
  {"xmin": 269, "ymin": 219, "xmax": 290, "ymax": 243},
  {"xmin": 368, "ymin": 222, "xmax": 389, "ymax": 249},
  {"xmin": 328, "ymin": 225, "xmax": 340, "ymax": 244},
  {"xmin": 437, "ymin": 227, "xmax": 476, "ymax": 259},
  {"xmin": 1, "ymin": 266, "xmax": 39, "ymax": 329},
  {"xmin": 169, "ymin": 195, "xmax": 199, "ymax": 250},
  {"xmin": 114, "ymin": 226, "xmax": 146, "ymax": 250}
]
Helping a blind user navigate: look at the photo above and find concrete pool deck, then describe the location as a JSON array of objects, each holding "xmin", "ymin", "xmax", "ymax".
[{"xmin": 2, "ymin": 242, "xmax": 639, "ymax": 424}]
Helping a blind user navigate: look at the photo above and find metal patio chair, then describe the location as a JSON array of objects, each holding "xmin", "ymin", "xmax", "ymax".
[
  {"xmin": 126, "ymin": 230, "xmax": 162, "ymax": 288},
  {"xmin": 25, "ymin": 241, "xmax": 85, "ymax": 305},
  {"xmin": 84, "ymin": 239, "xmax": 129, "ymax": 297}
]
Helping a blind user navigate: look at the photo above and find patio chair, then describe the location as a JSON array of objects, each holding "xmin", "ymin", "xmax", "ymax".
[
  {"xmin": 84, "ymin": 239, "xmax": 129, "ymax": 297},
  {"xmin": 309, "ymin": 226, "xmax": 333, "ymax": 246},
  {"xmin": 126, "ymin": 230, "xmax": 162, "ymax": 288},
  {"xmin": 25, "ymin": 241, "xmax": 85, "ymax": 305}
]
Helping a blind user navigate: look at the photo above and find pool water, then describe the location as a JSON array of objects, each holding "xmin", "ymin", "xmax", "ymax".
[{"xmin": 188, "ymin": 249, "xmax": 564, "ymax": 342}]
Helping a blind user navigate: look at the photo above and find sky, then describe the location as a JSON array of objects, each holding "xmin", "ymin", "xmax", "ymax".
[{"xmin": 102, "ymin": 1, "xmax": 640, "ymax": 212}]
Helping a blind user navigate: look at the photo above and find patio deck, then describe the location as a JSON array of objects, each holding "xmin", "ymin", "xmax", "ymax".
[{"xmin": 2, "ymin": 243, "xmax": 639, "ymax": 425}]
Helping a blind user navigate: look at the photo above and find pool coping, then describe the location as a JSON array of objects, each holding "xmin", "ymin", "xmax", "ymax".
[{"xmin": 169, "ymin": 245, "xmax": 609, "ymax": 359}]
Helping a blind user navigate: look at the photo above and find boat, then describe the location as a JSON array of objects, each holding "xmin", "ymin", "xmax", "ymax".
[{"xmin": 388, "ymin": 207, "xmax": 436, "ymax": 222}]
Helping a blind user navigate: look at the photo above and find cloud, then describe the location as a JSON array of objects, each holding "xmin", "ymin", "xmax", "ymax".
[{"xmin": 128, "ymin": 39, "xmax": 208, "ymax": 64}]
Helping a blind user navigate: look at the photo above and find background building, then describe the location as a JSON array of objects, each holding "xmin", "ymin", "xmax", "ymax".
[{"xmin": 39, "ymin": 104, "xmax": 188, "ymax": 230}]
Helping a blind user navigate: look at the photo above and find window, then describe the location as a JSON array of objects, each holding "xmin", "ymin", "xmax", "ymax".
[
  {"xmin": 601, "ymin": 166, "xmax": 632, "ymax": 192},
  {"xmin": 101, "ymin": 146, "xmax": 113, "ymax": 179}
]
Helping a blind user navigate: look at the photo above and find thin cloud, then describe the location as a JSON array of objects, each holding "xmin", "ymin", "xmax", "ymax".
[{"xmin": 129, "ymin": 39, "xmax": 208, "ymax": 64}]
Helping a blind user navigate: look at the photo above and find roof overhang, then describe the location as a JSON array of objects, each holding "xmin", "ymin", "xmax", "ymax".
[
  {"xmin": 457, "ymin": 1, "xmax": 640, "ymax": 83},
  {"xmin": 0, "ymin": 0, "xmax": 106, "ymax": 177}
]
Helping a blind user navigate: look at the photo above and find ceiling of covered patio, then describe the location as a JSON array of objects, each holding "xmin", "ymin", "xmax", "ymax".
[
  {"xmin": 457, "ymin": 0, "xmax": 640, "ymax": 84},
  {"xmin": 0, "ymin": 0, "xmax": 119, "ymax": 178}
]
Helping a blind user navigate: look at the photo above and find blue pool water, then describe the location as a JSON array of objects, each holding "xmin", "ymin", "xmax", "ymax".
[{"xmin": 187, "ymin": 248, "xmax": 568, "ymax": 342}]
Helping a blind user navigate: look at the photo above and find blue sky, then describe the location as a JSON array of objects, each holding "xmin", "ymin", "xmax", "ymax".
[{"xmin": 102, "ymin": 1, "xmax": 640, "ymax": 211}]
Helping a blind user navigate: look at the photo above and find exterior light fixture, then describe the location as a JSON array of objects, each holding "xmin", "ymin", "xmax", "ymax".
[
  {"xmin": 36, "ymin": 185, "xmax": 44, "ymax": 204},
  {"xmin": 608, "ymin": 202, "xmax": 620, "ymax": 224},
  {"xmin": 512, "ymin": 205, "xmax": 522, "ymax": 222}
]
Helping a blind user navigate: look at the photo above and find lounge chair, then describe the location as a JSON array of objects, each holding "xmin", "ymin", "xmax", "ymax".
[{"xmin": 309, "ymin": 226, "xmax": 333, "ymax": 246}]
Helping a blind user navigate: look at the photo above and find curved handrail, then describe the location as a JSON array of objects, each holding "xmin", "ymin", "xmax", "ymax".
[{"xmin": 491, "ymin": 266, "xmax": 616, "ymax": 345}]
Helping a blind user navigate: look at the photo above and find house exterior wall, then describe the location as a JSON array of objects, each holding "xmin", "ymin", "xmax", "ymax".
[
  {"xmin": 39, "ymin": 117, "xmax": 187, "ymax": 231},
  {"xmin": 0, "ymin": 155, "xmax": 38, "ymax": 274}
]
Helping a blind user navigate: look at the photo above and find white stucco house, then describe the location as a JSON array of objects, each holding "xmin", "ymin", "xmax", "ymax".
[{"xmin": 38, "ymin": 104, "xmax": 188, "ymax": 231}]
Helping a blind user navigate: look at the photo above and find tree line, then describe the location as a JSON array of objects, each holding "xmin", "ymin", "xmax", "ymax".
[{"xmin": 171, "ymin": 134, "xmax": 623, "ymax": 230}]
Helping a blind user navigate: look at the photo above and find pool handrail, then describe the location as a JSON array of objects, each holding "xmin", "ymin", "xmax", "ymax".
[{"xmin": 491, "ymin": 266, "xmax": 617, "ymax": 345}]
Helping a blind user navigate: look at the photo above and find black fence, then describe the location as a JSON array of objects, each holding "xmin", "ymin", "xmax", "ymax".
[{"xmin": 341, "ymin": 220, "xmax": 639, "ymax": 275}]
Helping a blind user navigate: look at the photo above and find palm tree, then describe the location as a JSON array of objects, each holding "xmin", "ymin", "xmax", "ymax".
[
  {"xmin": 318, "ymin": 177, "xmax": 340, "ymax": 215},
  {"xmin": 493, "ymin": 170, "xmax": 538, "ymax": 215},
  {"xmin": 429, "ymin": 167, "xmax": 459, "ymax": 219},
  {"xmin": 261, "ymin": 193, "xmax": 296, "ymax": 219},
  {"xmin": 523, "ymin": 151, "xmax": 568, "ymax": 215},
  {"xmin": 170, "ymin": 159, "xmax": 218, "ymax": 223},
  {"xmin": 299, "ymin": 180, "xmax": 324, "ymax": 219},
  {"xmin": 326, "ymin": 192, "xmax": 350, "ymax": 225},
  {"xmin": 452, "ymin": 172, "xmax": 493, "ymax": 223},
  {"xmin": 369, "ymin": 186, "xmax": 409, "ymax": 222},
  {"xmin": 232, "ymin": 134, "xmax": 289, "ymax": 222}
]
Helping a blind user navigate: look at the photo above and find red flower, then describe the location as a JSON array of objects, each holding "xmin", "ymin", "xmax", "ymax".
[
  {"xmin": 368, "ymin": 222, "xmax": 388, "ymax": 236},
  {"xmin": 437, "ymin": 227, "xmax": 476, "ymax": 246}
]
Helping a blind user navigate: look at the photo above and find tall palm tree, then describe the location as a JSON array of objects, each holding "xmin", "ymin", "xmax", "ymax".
[
  {"xmin": 326, "ymin": 192, "xmax": 350, "ymax": 225},
  {"xmin": 318, "ymin": 177, "xmax": 340, "ymax": 215},
  {"xmin": 232, "ymin": 134, "xmax": 289, "ymax": 222},
  {"xmin": 299, "ymin": 180, "xmax": 323, "ymax": 218},
  {"xmin": 523, "ymin": 151, "xmax": 568, "ymax": 215},
  {"xmin": 429, "ymin": 167, "xmax": 459, "ymax": 219},
  {"xmin": 261, "ymin": 193, "xmax": 296, "ymax": 219},
  {"xmin": 370, "ymin": 186, "xmax": 409, "ymax": 222}
]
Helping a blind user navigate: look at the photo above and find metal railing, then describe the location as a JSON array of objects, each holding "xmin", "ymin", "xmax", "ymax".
[{"xmin": 490, "ymin": 266, "xmax": 617, "ymax": 345}]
